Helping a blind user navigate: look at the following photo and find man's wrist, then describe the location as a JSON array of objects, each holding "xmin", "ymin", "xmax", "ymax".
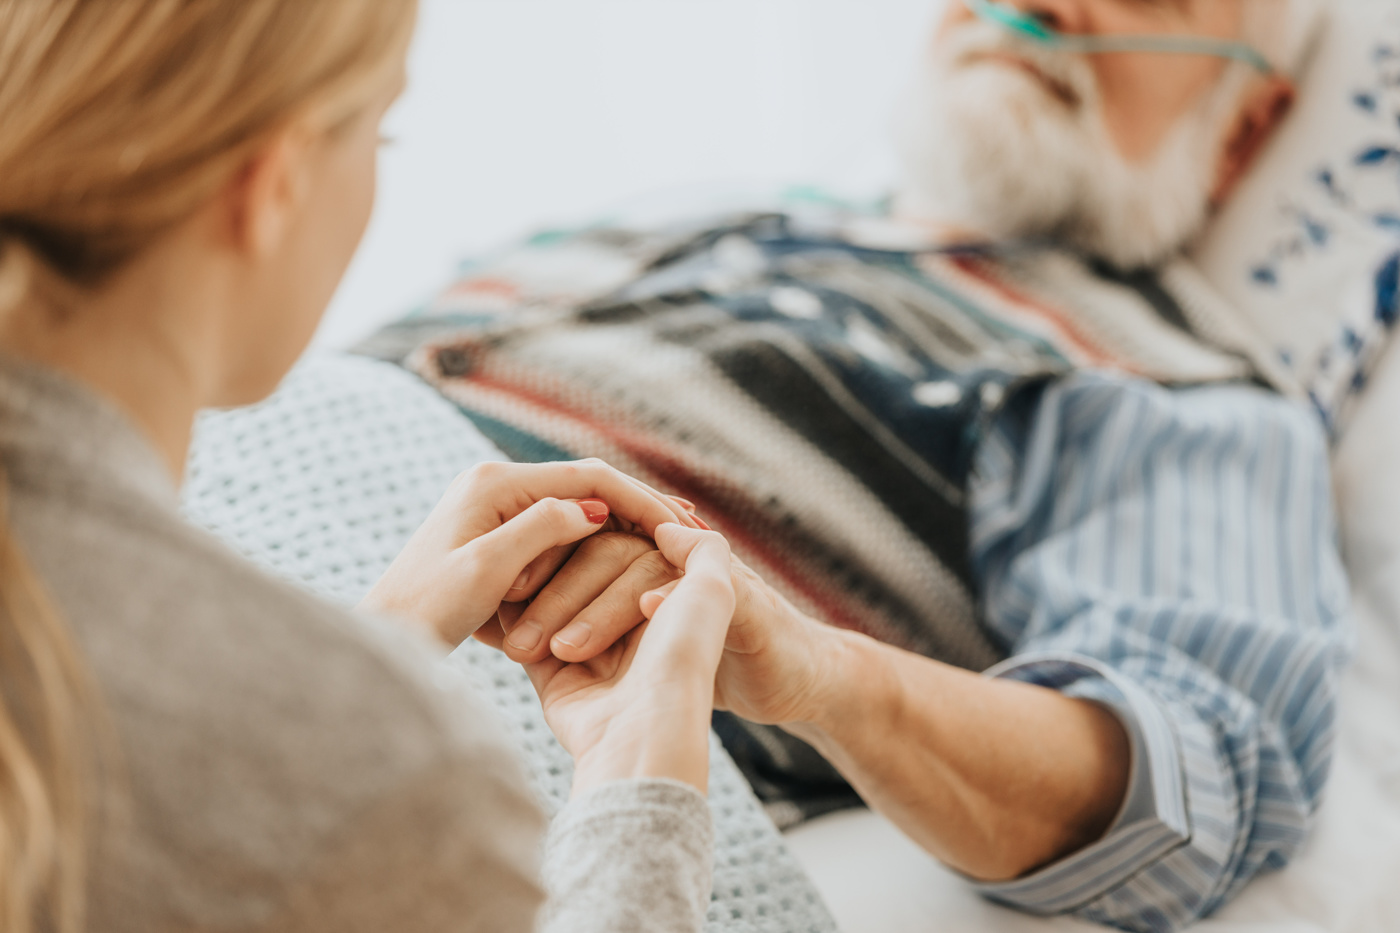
[{"xmin": 782, "ymin": 626, "xmax": 895, "ymax": 747}]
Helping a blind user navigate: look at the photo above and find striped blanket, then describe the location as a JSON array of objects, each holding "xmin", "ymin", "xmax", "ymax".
[{"xmin": 359, "ymin": 207, "xmax": 1272, "ymax": 824}]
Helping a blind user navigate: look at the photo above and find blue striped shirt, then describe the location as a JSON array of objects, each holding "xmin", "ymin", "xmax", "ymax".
[{"xmin": 967, "ymin": 372, "xmax": 1352, "ymax": 932}]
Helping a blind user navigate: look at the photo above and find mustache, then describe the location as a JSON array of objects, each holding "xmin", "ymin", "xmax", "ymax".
[{"xmin": 932, "ymin": 21, "xmax": 1099, "ymax": 112}]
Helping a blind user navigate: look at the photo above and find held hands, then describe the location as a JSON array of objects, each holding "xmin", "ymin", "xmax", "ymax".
[
  {"xmin": 359, "ymin": 460, "xmax": 695, "ymax": 647},
  {"xmin": 481, "ymin": 523, "xmax": 735, "ymax": 794},
  {"xmin": 501, "ymin": 528, "xmax": 836, "ymax": 728},
  {"xmin": 362, "ymin": 457, "xmax": 814, "ymax": 793}
]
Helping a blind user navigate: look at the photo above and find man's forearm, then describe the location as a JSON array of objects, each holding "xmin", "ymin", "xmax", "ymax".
[{"xmin": 786, "ymin": 628, "xmax": 1131, "ymax": 882}]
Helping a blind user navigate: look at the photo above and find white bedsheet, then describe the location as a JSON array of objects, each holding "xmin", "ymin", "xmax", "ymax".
[{"xmin": 786, "ymin": 338, "xmax": 1400, "ymax": 933}]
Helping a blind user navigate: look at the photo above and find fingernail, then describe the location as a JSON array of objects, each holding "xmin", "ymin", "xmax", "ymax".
[
  {"xmin": 510, "ymin": 569, "xmax": 529, "ymax": 591},
  {"xmin": 671, "ymin": 496, "xmax": 697, "ymax": 511},
  {"xmin": 578, "ymin": 499, "xmax": 609, "ymax": 524},
  {"xmin": 554, "ymin": 623, "xmax": 592, "ymax": 651},
  {"xmin": 692, "ymin": 514, "xmax": 712, "ymax": 531},
  {"xmin": 507, "ymin": 621, "xmax": 542, "ymax": 652}
]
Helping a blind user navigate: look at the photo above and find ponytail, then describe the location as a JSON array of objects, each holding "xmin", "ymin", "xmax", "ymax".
[{"xmin": 0, "ymin": 465, "xmax": 91, "ymax": 933}]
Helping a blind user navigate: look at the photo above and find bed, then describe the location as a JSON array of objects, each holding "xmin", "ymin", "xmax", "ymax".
[{"xmin": 187, "ymin": 1, "xmax": 1400, "ymax": 930}]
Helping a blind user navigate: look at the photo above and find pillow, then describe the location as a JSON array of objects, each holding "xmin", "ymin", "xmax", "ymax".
[
  {"xmin": 1191, "ymin": 0, "xmax": 1400, "ymax": 434},
  {"xmin": 182, "ymin": 352, "xmax": 839, "ymax": 933}
]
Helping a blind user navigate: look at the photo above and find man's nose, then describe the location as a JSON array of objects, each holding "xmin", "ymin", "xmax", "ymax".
[{"xmin": 1003, "ymin": 0, "xmax": 1090, "ymax": 36}]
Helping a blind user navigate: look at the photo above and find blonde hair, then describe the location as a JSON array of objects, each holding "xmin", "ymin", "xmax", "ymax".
[{"xmin": 0, "ymin": 1, "xmax": 417, "ymax": 931}]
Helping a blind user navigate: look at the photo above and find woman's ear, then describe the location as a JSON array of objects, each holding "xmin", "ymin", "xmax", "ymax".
[
  {"xmin": 219, "ymin": 125, "xmax": 317, "ymax": 259},
  {"xmin": 1210, "ymin": 74, "xmax": 1295, "ymax": 208}
]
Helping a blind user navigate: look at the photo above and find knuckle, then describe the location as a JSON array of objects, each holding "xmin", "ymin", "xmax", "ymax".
[
  {"xmin": 537, "ymin": 497, "xmax": 575, "ymax": 538},
  {"xmin": 635, "ymin": 550, "xmax": 681, "ymax": 580},
  {"xmin": 522, "ymin": 584, "xmax": 571, "ymax": 623},
  {"xmin": 573, "ymin": 458, "xmax": 615, "ymax": 481},
  {"xmin": 582, "ymin": 531, "xmax": 653, "ymax": 565},
  {"xmin": 461, "ymin": 461, "xmax": 506, "ymax": 488}
]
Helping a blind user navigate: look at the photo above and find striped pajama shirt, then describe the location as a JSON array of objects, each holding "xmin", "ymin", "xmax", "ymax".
[{"xmin": 969, "ymin": 371, "xmax": 1351, "ymax": 931}]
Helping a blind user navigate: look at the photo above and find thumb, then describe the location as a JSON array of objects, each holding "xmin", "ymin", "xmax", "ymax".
[
  {"xmin": 460, "ymin": 497, "xmax": 610, "ymax": 602},
  {"xmin": 640, "ymin": 578, "xmax": 682, "ymax": 619},
  {"xmin": 629, "ymin": 524, "xmax": 734, "ymax": 671},
  {"xmin": 653, "ymin": 522, "xmax": 731, "ymax": 580}
]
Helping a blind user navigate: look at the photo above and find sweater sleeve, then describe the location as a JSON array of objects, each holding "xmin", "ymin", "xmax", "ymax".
[
  {"xmin": 248, "ymin": 713, "xmax": 712, "ymax": 933},
  {"xmin": 539, "ymin": 779, "xmax": 715, "ymax": 933},
  {"xmin": 261, "ymin": 755, "xmax": 549, "ymax": 933}
]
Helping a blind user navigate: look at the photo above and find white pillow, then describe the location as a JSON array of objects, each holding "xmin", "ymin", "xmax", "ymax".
[{"xmin": 1191, "ymin": 0, "xmax": 1400, "ymax": 435}]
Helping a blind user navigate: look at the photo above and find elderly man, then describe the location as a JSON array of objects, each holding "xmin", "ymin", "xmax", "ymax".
[{"xmin": 390, "ymin": 1, "xmax": 1346, "ymax": 930}]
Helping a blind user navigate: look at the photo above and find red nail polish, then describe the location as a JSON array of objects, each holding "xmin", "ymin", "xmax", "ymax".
[
  {"xmin": 578, "ymin": 499, "xmax": 609, "ymax": 524},
  {"xmin": 692, "ymin": 514, "xmax": 712, "ymax": 531}
]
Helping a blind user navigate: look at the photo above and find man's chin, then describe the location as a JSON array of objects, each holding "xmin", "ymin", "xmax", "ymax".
[
  {"xmin": 895, "ymin": 75, "xmax": 1217, "ymax": 268},
  {"xmin": 894, "ymin": 71, "xmax": 1093, "ymax": 242}
]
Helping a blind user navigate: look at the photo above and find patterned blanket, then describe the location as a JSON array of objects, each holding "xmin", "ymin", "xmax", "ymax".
[{"xmin": 358, "ymin": 205, "xmax": 1267, "ymax": 825}]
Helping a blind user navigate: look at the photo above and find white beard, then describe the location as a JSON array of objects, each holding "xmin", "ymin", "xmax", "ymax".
[{"xmin": 892, "ymin": 22, "xmax": 1242, "ymax": 269}]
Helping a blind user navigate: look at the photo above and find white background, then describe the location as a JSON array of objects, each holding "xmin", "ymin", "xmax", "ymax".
[{"xmin": 317, "ymin": 0, "xmax": 947, "ymax": 348}]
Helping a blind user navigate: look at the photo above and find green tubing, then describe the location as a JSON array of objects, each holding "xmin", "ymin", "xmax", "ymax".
[{"xmin": 962, "ymin": 0, "xmax": 1276, "ymax": 74}]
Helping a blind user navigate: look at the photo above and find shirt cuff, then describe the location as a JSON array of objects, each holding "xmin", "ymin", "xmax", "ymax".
[{"xmin": 972, "ymin": 653, "xmax": 1191, "ymax": 914}]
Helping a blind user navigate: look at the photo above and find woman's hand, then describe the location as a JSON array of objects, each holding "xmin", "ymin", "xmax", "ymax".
[
  {"xmin": 487, "ymin": 523, "xmax": 734, "ymax": 795},
  {"xmin": 358, "ymin": 460, "xmax": 695, "ymax": 647}
]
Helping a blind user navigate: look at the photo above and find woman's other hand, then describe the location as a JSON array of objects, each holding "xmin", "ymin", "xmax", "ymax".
[
  {"xmin": 507, "ymin": 524, "xmax": 734, "ymax": 795},
  {"xmin": 358, "ymin": 460, "xmax": 694, "ymax": 647}
]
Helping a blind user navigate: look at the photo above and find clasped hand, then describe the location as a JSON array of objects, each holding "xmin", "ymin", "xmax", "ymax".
[
  {"xmin": 361, "ymin": 460, "xmax": 740, "ymax": 794},
  {"xmin": 494, "ymin": 526, "xmax": 838, "ymax": 731}
]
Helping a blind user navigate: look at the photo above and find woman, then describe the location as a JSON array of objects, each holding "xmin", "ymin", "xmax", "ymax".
[{"xmin": 0, "ymin": 2, "xmax": 732, "ymax": 931}]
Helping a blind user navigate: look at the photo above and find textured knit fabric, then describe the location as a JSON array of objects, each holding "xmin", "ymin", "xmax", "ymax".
[
  {"xmin": 357, "ymin": 208, "xmax": 1286, "ymax": 826},
  {"xmin": 968, "ymin": 373, "xmax": 1351, "ymax": 932},
  {"xmin": 182, "ymin": 353, "xmax": 840, "ymax": 933},
  {"xmin": 541, "ymin": 780, "xmax": 715, "ymax": 933},
  {"xmin": 361, "ymin": 210, "xmax": 1264, "ymax": 666},
  {"xmin": 0, "ymin": 354, "xmax": 719, "ymax": 933}
]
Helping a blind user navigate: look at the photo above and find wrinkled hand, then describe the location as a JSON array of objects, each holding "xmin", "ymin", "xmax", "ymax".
[
  {"xmin": 359, "ymin": 460, "xmax": 695, "ymax": 647},
  {"xmin": 479, "ymin": 524, "xmax": 735, "ymax": 794},
  {"xmin": 505, "ymin": 527, "xmax": 835, "ymax": 727},
  {"xmin": 491, "ymin": 532, "xmax": 683, "ymax": 660}
]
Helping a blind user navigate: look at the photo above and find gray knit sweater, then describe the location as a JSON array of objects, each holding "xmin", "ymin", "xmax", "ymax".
[{"xmin": 0, "ymin": 356, "xmax": 713, "ymax": 933}]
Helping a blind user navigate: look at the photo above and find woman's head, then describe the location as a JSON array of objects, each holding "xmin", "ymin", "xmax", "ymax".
[
  {"xmin": 0, "ymin": 3, "xmax": 416, "ymax": 932},
  {"xmin": 0, "ymin": 0, "xmax": 417, "ymax": 405}
]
